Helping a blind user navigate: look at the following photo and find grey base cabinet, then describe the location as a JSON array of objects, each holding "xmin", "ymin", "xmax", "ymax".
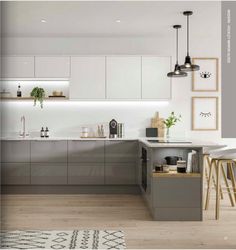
[
  {"xmin": 68, "ymin": 163, "xmax": 104, "ymax": 185},
  {"xmin": 1, "ymin": 163, "xmax": 30, "ymax": 185},
  {"xmin": 31, "ymin": 163, "xmax": 67, "ymax": 185},
  {"xmin": 105, "ymin": 141, "xmax": 138, "ymax": 185},
  {"xmin": 105, "ymin": 163, "xmax": 136, "ymax": 184}
]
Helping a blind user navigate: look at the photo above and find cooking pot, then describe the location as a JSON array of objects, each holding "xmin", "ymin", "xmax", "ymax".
[{"xmin": 165, "ymin": 156, "xmax": 182, "ymax": 165}]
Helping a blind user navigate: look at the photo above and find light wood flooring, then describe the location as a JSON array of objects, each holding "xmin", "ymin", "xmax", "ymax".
[{"xmin": 1, "ymin": 194, "xmax": 236, "ymax": 249}]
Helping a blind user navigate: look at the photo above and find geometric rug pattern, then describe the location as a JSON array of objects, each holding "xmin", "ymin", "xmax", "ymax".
[{"xmin": 0, "ymin": 230, "xmax": 126, "ymax": 249}]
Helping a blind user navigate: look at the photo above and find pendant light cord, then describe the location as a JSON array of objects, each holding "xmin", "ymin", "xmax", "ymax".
[
  {"xmin": 176, "ymin": 27, "xmax": 179, "ymax": 64},
  {"xmin": 187, "ymin": 15, "xmax": 189, "ymax": 56}
]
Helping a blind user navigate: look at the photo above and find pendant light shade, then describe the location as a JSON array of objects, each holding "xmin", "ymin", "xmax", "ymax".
[
  {"xmin": 167, "ymin": 25, "xmax": 187, "ymax": 78},
  {"xmin": 180, "ymin": 11, "xmax": 200, "ymax": 72}
]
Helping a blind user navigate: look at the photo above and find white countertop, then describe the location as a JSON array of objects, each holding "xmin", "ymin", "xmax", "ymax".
[{"xmin": 1, "ymin": 136, "xmax": 224, "ymax": 148}]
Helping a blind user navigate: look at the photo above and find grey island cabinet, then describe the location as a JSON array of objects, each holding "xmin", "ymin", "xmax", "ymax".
[{"xmin": 138, "ymin": 142, "xmax": 203, "ymax": 221}]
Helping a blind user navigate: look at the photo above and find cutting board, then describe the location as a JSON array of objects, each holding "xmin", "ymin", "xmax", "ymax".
[{"xmin": 151, "ymin": 112, "xmax": 165, "ymax": 138}]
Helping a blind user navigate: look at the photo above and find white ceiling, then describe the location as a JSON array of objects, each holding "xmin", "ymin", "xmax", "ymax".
[{"xmin": 2, "ymin": 1, "xmax": 220, "ymax": 37}]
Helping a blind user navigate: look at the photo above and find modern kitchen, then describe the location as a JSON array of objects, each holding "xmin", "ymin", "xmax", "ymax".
[{"xmin": 1, "ymin": 1, "xmax": 236, "ymax": 249}]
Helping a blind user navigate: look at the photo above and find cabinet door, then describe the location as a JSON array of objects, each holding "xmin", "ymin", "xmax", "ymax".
[
  {"xmin": 70, "ymin": 57, "xmax": 106, "ymax": 99},
  {"xmin": 1, "ymin": 141, "xmax": 30, "ymax": 163},
  {"xmin": 1, "ymin": 163, "xmax": 30, "ymax": 185},
  {"xmin": 68, "ymin": 163, "xmax": 104, "ymax": 185},
  {"xmin": 105, "ymin": 141, "xmax": 137, "ymax": 163},
  {"xmin": 31, "ymin": 163, "xmax": 67, "ymax": 185},
  {"xmin": 105, "ymin": 162, "xmax": 136, "ymax": 184},
  {"xmin": 35, "ymin": 56, "xmax": 70, "ymax": 78},
  {"xmin": 68, "ymin": 141, "xmax": 104, "ymax": 163},
  {"xmin": 142, "ymin": 56, "xmax": 171, "ymax": 99},
  {"xmin": 1, "ymin": 56, "xmax": 34, "ymax": 78},
  {"xmin": 31, "ymin": 141, "xmax": 67, "ymax": 163},
  {"xmin": 106, "ymin": 56, "xmax": 141, "ymax": 99}
]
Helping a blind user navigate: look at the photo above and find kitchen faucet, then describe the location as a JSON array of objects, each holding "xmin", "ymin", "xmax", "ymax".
[{"xmin": 20, "ymin": 115, "xmax": 29, "ymax": 137}]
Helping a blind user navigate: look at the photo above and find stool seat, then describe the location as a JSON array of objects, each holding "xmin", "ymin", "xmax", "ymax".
[{"xmin": 210, "ymin": 148, "xmax": 236, "ymax": 160}]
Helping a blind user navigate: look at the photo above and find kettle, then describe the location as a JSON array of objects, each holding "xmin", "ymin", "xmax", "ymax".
[{"xmin": 165, "ymin": 156, "xmax": 182, "ymax": 165}]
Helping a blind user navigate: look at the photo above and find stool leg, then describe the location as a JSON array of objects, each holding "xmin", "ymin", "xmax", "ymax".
[
  {"xmin": 216, "ymin": 160, "xmax": 221, "ymax": 220},
  {"xmin": 207, "ymin": 157, "xmax": 224, "ymax": 199},
  {"xmin": 221, "ymin": 163, "xmax": 235, "ymax": 207},
  {"xmin": 205, "ymin": 159, "xmax": 214, "ymax": 210},
  {"xmin": 229, "ymin": 163, "xmax": 236, "ymax": 202}
]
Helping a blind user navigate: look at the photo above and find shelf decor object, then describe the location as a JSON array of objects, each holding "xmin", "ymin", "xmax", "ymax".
[
  {"xmin": 192, "ymin": 96, "xmax": 218, "ymax": 131},
  {"xmin": 192, "ymin": 58, "xmax": 219, "ymax": 92},
  {"xmin": 167, "ymin": 25, "xmax": 187, "ymax": 77},
  {"xmin": 30, "ymin": 87, "xmax": 45, "ymax": 108},
  {"xmin": 180, "ymin": 11, "xmax": 200, "ymax": 72}
]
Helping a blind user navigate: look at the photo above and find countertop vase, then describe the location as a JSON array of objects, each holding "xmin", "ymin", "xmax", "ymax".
[{"xmin": 165, "ymin": 127, "xmax": 170, "ymax": 139}]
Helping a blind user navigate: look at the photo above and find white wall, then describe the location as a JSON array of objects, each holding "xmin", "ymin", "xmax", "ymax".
[{"xmin": 2, "ymin": 1, "xmax": 231, "ymax": 145}]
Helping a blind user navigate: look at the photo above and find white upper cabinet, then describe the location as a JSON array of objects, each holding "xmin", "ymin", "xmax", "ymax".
[
  {"xmin": 106, "ymin": 56, "xmax": 142, "ymax": 99},
  {"xmin": 142, "ymin": 56, "xmax": 171, "ymax": 99},
  {"xmin": 70, "ymin": 57, "xmax": 106, "ymax": 99},
  {"xmin": 35, "ymin": 56, "xmax": 70, "ymax": 78},
  {"xmin": 1, "ymin": 56, "xmax": 35, "ymax": 78}
]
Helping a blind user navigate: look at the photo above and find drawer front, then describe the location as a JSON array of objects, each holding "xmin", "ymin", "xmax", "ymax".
[
  {"xmin": 68, "ymin": 163, "xmax": 104, "ymax": 185},
  {"xmin": 1, "ymin": 163, "xmax": 30, "ymax": 185},
  {"xmin": 1, "ymin": 141, "xmax": 30, "ymax": 163},
  {"xmin": 105, "ymin": 162, "xmax": 136, "ymax": 185},
  {"xmin": 68, "ymin": 141, "xmax": 104, "ymax": 163},
  {"xmin": 31, "ymin": 141, "xmax": 67, "ymax": 163},
  {"xmin": 105, "ymin": 141, "xmax": 137, "ymax": 163},
  {"xmin": 31, "ymin": 163, "xmax": 67, "ymax": 185},
  {"xmin": 152, "ymin": 177, "xmax": 201, "ymax": 208}
]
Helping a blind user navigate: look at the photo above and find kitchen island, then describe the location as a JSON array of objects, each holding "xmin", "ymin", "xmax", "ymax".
[{"xmin": 1, "ymin": 137, "xmax": 222, "ymax": 221}]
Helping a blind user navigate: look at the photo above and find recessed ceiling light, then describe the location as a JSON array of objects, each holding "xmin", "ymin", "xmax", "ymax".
[
  {"xmin": 41, "ymin": 19, "xmax": 46, "ymax": 23},
  {"xmin": 116, "ymin": 19, "xmax": 121, "ymax": 23}
]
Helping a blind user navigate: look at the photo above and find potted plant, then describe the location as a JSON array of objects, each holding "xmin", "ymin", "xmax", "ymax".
[
  {"xmin": 163, "ymin": 112, "xmax": 181, "ymax": 139},
  {"xmin": 30, "ymin": 87, "xmax": 45, "ymax": 108}
]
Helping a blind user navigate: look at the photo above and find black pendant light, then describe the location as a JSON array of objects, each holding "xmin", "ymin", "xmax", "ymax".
[
  {"xmin": 180, "ymin": 11, "xmax": 200, "ymax": 71},
  {"xmin": 167, "ymin": 25, "xmax": 187, "ymax": 77}
]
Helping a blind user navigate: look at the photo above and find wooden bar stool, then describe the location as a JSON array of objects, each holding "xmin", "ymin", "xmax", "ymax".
[
  {"xmin": 205, "ymin": 149, "xmax": 236, "ymax": 219},
  {"xmin": 203, "ymin": 146, "xmax": 226, "ymax": 207}
]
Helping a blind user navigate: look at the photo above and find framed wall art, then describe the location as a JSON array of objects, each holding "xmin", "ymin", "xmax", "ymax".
[
  {"xmin": 192, "ymin": 58, "xmax": 219, "ymax": 92},
  {"xmin": 192, "ymin": 97, "xmax": 218, "ymax": 131}
]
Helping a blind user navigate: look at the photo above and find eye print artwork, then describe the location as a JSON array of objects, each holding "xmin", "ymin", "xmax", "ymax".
[
  {"xmin": 200, "ymin": 71, "xmax": 211, "ymax": 79},
  {"xmin": 199, "ymin": 112, "xmax": 212, "ymax": 118}
]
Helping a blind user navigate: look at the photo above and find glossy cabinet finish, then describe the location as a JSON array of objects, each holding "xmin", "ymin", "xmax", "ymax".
[
  {"xmin": 105, "ymin": 141, "xmax": 138, "ymax": 162},
  {"xmin": 1, "ymin": 56, "xmax": 35, "ymax": 78},
  {"xmin": 35, "ymin": 56, "xmax": 70, "ymax": 78},
  {"xmin": 68, "ymin": 141, "xmax": 104, "ymax": 163},
  {"xmin": 142, "ymin": 56, "xmax": 171, "ymax": 99},
  {"xmin": 31, "ymin": 141, "xmax": 67, "ymax": 163},
  {"xmin": 2, "ymin": 141, "xmax": 30, "ymax": 163},
  {"xmin": 68, "ymin": 163, "xmax": 104, "ymax": 185},
  {"xmin": 31, "ymin": 163, "xmax": 67, "ymax": 185},
  {"xmin": 105, "ymin": 162, "xmax": 136, "ymax": 185},
  {"xmin": 70, "ymin": 57, "xmax": 106, "ymax": 99},
  {"xmin": 105, "ymin": 141, "xmax": 138, "ymax": 185},
  {"xmin": 106, "ymin": 56, "xmax": 142, "ymax": 99},
  {"xmin": 1, "ymin": 163, "xmax": 30, "ymax": 185}
]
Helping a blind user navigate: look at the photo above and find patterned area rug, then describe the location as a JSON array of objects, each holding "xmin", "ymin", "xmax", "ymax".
[{"xmin": 0, "ymin": 230, "xmax": 126, "ymax": 249}]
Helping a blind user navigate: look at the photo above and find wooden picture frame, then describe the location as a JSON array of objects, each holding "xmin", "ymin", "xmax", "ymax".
[
  {"xmin": 192, "ymin": 58, "xmax": 219, "ymax": 92},
  {"xmin": 192, "ymin": 97, "xmax": 218, "ymax": 131}
]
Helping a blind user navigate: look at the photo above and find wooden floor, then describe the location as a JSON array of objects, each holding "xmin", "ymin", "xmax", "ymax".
[{"xmin": 1, "ymin": 194, "xmax": 236, "ymax": 249}]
